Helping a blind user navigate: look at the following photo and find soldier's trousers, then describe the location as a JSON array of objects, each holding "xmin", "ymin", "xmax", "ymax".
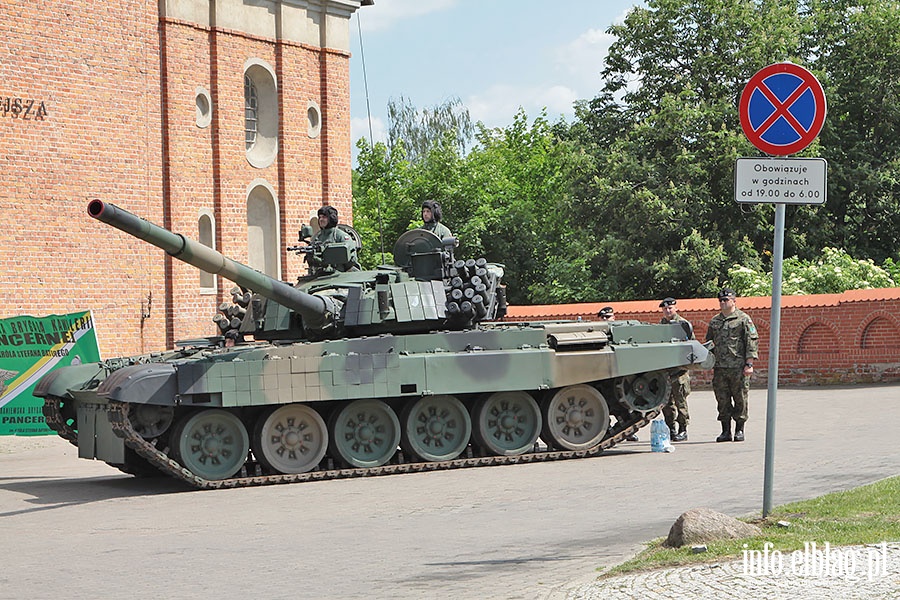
[
  {"xmin": 662, "ymin": 377, "xmax": 691, "ymax": 429},
  {"xmin": 712, "ymin": 367, "xmax": 749, "ymax": 424}
]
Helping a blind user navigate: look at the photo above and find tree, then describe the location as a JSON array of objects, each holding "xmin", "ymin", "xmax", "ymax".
[
  {"xmin": 386, "ymin": 96, "xmax": 474, "ymax": 164},
  {"xmin": 354, "ymin": 106, "xmax": 591, "ymax": 305},
  {"xmin": 352, "ymin": 138, "xmax": 416, "ymax": 268},
  {"xmin": 452, "ymin": 110, "xmax": 593, "ymax": 304},
  {"xmin": 806, "ymin": 0, "xmax": 900, "ymax": 262},
  {"xmin": 563, "ymin": 0, "xmax": 900, "ymax": 299}
]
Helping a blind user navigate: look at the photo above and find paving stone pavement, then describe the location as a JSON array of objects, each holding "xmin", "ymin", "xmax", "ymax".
[{"xmin": 561, "ymin": 543, "xmax": 900, "ymax": 599}]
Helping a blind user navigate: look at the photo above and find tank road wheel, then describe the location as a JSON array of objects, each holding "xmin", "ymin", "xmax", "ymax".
[
  {"xmin": 401, "ymin": 395, "xmax": 472, "ymax": 462},
  {"xmin": 540, "ymin": 384, "xmax": 610, "ymax": 451},
  {"xmin": 252, "ymin": 404, "xmax": 328, "ymax": 474},
  {"xmin": 329, "ymin": 400, "xmax": 401, "ymax": 468},
  {"xmin": 128, "ymin": 404, "xmax": 175, "ymax": 438},
  {"xmin": 170, "ymin": 409, "xmax": 250, "ymax": 480},
  {"xmin": 614, "ymin": 371, "xmax": 672, "ymax": 413},
  {"xmin": 472, "ymin": 391, "xmax": 542, "ymax": 456}
]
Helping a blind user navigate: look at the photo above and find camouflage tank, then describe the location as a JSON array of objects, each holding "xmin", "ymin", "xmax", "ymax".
[{"xmin": 34, "ymin": 200, "xmax": 712, "ymax": 489}]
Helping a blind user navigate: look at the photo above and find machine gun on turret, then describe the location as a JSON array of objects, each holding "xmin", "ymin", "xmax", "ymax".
[{"xmin": 287, "ymin": 222, "xmax": 361, "ymax": 276}]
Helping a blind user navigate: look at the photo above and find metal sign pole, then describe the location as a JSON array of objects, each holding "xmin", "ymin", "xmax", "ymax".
[
  {"xmin": 763, "ymin": 202, "xmax": 785, "ymax": 516},
  {"xmin": 737, "ymin": 62, "xmax": 826, "ymax": 517}
]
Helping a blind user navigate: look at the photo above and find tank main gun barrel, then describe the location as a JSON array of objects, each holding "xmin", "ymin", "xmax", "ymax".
[{"xmin": 87, "ymin": 200, "xmax": 338, "ymax": 330}]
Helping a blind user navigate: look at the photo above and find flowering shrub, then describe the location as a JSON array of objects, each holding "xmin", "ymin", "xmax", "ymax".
[{"xmin": 727, "ymin": 248, "xmax": 897, "ymax": 296}]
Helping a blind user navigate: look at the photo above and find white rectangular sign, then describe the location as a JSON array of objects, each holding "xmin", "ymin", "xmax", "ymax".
[{"xmin": 735, "ymin": 157, "xmax": 827, "ymax": 205}]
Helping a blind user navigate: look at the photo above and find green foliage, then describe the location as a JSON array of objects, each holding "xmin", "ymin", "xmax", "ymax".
[
  {"xmin": 352, "ymin": 139, "xmax": 415, "ymax": 268},
  {"xmin": 387, "ymin": 96, "xmax": 474, "ymax": 165},
  {"xmin": 727, "ymin": 248, "xmax": 898, "ymax": 296},
  {"xmin": 884, "ymin": 257, "xmax": 900, "ymax": 283},
  {"xmin": 353, "ymin": 0, "xmax": 900, "ymax": 304},
  {"xmin": 355, "ymin": 105, "xmax": 593, "ymax": 305}
]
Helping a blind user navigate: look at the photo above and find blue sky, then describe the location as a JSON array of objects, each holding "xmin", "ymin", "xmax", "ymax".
[{"xmin": 348, "ymin": 0, "xmax": 644, "ymax": 163}]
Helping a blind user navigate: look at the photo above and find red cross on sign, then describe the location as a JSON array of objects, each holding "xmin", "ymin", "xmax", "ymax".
[{"xmin": 739, "ymin": 62, "xmax": 826, "ymax": 156}]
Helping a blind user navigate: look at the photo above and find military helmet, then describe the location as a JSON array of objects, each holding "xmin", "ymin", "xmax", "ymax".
[
  {"xmin": 317, "ymin": 205, "xmax": 339, "ymax": 228},
  {"xmin": 422, "ymin": 200, "xmax": 443, "ymax": 222}
]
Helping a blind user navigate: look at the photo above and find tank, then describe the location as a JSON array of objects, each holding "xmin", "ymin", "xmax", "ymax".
[{"xmin": 34, "ymin": 200, "xmax": 713, "ymax": 489}]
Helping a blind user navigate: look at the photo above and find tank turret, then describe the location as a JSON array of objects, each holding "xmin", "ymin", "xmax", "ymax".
[{"xmin": 87, "ymin": 200, "xmax": 504, "ymax": 342}]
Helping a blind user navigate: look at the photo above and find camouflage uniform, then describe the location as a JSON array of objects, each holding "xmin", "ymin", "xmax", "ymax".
[
  {"xmin": 660, "ymin": 313, "xmax": 691, "ymax": 433},
  {"xmin": 308, "ymin": 226, "xmax": 359, "ymax": 273},
  {"xmin": 420, "ymin": 220, "xmax": 452, "ymax": 240},
  {"xmin": 705, "ymin": 308, "xmax": 759, "ymax": 425}
]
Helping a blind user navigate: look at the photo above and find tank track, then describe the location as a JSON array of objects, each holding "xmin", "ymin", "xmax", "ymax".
[
  {"xmin": 105, "ymin": 401, "xmax": 657, "ymax": 490},
  {"xmin": 42, "ymin": 395, "xmax": 79, "ymax": 447}
]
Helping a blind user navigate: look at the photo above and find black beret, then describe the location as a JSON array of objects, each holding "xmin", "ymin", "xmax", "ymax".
[
  {"xmin": 597, "ymin": 306, "xmax": 614, "ymax": 317},
  {"xmin": 718, "ymin": 288, "xmax": 736, "ymax": 300},
  {"xmin": 659, "ymin": 297, "xmax": 677, "ymax": 307}
]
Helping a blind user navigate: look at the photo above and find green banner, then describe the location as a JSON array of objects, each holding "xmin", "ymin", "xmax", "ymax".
[{"xmin": 0, "ymin": 311, "xmax": 101, "ymax": 436}]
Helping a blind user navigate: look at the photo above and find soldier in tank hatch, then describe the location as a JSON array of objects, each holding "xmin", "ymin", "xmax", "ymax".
[
  {"xmin": 705, "ymin": 288, "xmax": 759, "ymax": 443},
  {"xmin": 307, "ymin": 205, "xmax": 360, "ymax": 273},
  {"xmin": 419, "ymin": 200, "xmax": 452, "ymax": 240},
  {"xmin": 659, "ymin": 297, "xmax": 692, "ymax": 442}
]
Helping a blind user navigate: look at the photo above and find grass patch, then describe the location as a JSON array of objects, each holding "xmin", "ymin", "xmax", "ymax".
[{"xmin": 601, "ymin": 475, "xmax": 900, "ymax": 577}]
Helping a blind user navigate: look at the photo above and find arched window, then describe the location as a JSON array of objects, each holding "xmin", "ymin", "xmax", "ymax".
[
  {"xmin": 244, "ymin": 75, "xmax": 258, "ymax": 149},
  {"xmin": 247, "ymin": 181, "xmax": 280, "ymax": 278},
  {"xmin": 243, "ymin": 59, "xmax": 278, "ymax": 168},
  {"xmin": 198, "ymin": 211, "xmax": 216, "ymax": 290}
]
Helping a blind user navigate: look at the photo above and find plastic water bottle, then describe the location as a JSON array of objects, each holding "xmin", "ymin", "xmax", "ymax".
[{"xmin": 651, "ymin": 417, "xmax": 672, "ymax": 453}]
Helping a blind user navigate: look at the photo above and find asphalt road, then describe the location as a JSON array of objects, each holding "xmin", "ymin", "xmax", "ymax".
[{"xmin": 1, "ymin": 384, "xmax": 898, "ymax": 600}]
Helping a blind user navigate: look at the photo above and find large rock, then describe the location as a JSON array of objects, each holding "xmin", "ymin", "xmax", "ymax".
[{"xmin": 665, "ymin": 507, "xmax": 761, "ymax": 548}]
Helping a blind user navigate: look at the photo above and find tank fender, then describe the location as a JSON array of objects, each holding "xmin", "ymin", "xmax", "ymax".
[
  {"xmin": 693, "ymin": 341, "xmax": 716, "ymax": 370},
  {"xmin": 32, "ymin": 363, "xmax": 106, "ymax": 399},
  {"xmin": 96, "ymin": 363, "xmax": 179, "ymax": 405},
  {"xmin": 612, "ymin": 339, "xmax": 712, "ymax": 376}
]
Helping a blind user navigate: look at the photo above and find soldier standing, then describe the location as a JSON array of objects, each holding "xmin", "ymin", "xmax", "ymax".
[
  {"xmin": 420, "ymin": 200, "xmax": 453, "ymax": 240},
  {"xmin": 705, "ymin": 288, "xmax": 759, "ymax": 442},
  {"xmin": 659, "ymin": 297, "xmax": 691, "ymax": 441}
]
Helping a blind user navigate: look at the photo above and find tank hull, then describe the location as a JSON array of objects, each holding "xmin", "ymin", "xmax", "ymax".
[{"xmin": 36, "ymin": 321, "xmax": 710, "ymax": 487}]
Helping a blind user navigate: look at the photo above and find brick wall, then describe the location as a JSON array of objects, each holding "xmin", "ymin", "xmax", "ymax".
[
  {"xmin": 1, "ymin": 1, "xmax": 357, "ymax": 358},
  {"xmin": 505, "ymin": 288, "xmax": 900, "ymax": 386},
  {"xmin": 1, "ymin": 0, "xmax": 168, "ymax": 355}
]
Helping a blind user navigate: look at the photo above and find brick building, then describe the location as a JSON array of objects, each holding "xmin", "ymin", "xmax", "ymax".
[
  {"xmin": 505, "ymin": 288, "xmax": 900, "ymax": 386},
  {"xmin": 1, "ymin": 0, "xmax": 368, "ymax": 357}
]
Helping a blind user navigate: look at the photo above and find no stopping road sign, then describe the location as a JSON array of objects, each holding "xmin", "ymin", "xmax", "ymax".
[{"xmin": 739, "ymin": 62, "xmax": 826, "ymax": 156}]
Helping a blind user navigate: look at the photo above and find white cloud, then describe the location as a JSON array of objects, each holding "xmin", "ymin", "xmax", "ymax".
[
  {"xmin": 555, "ymin": 28, "xmax": 617, "ymax": 95},
  {"xmin": 351, "ymin": 115, "xmax": 387, "ymax": 147},
  {"xmin": 467, "ymin": 83, "xmax": 579, "ymax": 128},
  {"xmin": 551, "ymin": 5, "xmax": 641, "ymax": 97},
  {"xmin": 465, "ymin": 6, "xmax": 640, "ymax": 129},
  {"xmin": 355, "ymin": 0, "xmax": 458, "ymax": 32}
]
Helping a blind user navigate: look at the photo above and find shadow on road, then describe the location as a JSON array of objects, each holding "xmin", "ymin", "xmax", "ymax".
[{"xmin": 0, "ymin": 473, "xmax": 191, "ymax": 516}]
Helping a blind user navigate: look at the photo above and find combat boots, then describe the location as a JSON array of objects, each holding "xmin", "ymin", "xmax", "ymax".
[
  {"xmin": 733, "ymin": 422, "xmax": 745, "ymax": 442},
  {"xmin": 716, "ymin": 421, "xmax": 732, "ymax": 443},
  {"xmin": 672, "ymin": 427, "xmax": 688, "ymax": 442}
]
